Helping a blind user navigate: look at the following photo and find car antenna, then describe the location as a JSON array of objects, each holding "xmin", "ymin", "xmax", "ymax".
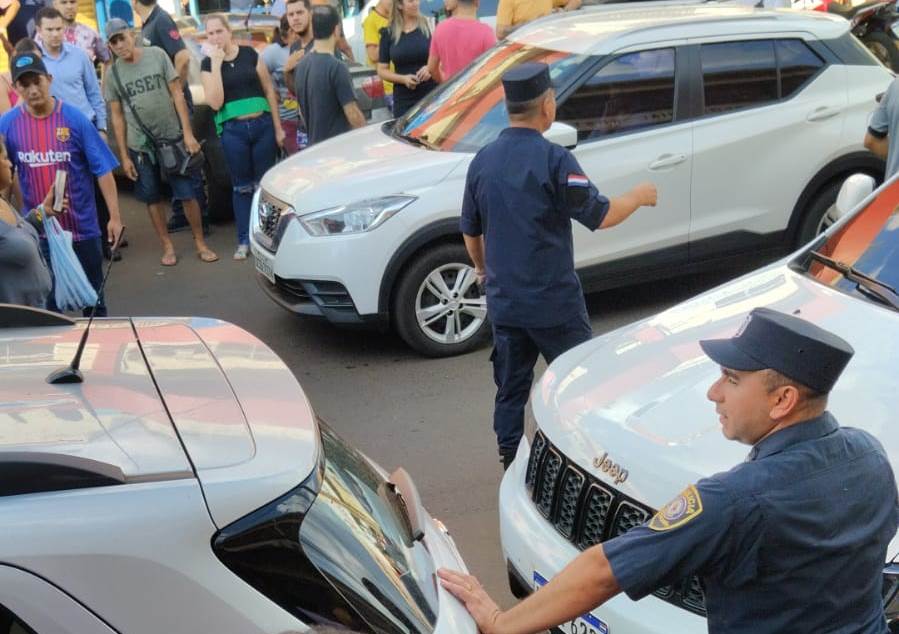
[{"xmin": 46, "ymin": 227, "xmax": 127, "ymax": 385}]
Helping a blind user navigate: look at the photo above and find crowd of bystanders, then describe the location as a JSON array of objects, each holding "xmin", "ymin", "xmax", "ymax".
[{"xmin": 0, "ymin": 0, "xmax": 564, "ymax": 312}]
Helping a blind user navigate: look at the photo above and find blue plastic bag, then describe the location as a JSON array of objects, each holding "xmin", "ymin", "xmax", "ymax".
[{"xmin": 44, "ymin": 217, "xmax": 98, "ymax": 311}]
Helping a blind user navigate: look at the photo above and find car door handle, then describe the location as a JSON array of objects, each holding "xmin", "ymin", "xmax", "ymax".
[
  {"xmin": 649, "ymin": 154, "xmax": 687, "ymax": 170},
  {"xmin": 807, "ymin": 106, "xmax": 842, "ymax": 122}
]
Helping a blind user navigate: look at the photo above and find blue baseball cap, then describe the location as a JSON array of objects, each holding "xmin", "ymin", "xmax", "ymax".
[
  {"xmin": 10, "ymin": 54, "xmax": 48, "ymax": 83},
  {"xmin": 699, "ymin": 307, "xmax": 854, "ymax": 394}
]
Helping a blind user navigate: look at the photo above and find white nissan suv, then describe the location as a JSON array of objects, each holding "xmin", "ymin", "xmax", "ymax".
[
  {"xmin": 0, "ymin": 306, "xmax": 475, "ymax": 634},
  {"xmin": 251, "ymin": 4, "xmax": 891, "ymax": 357}
]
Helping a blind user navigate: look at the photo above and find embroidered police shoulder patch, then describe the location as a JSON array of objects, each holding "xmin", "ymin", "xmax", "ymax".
[{"xmin": 648, "ymin": 485, "xmax": 703, "ymax": 531}]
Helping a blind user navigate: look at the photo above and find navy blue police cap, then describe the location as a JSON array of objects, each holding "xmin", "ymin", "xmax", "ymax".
[
  {"xmin": 699, "ymin": 307, "xmax": 854, "ymax": 394},
  {"xmin": 502, "ymin": 62, "xmax": 552, "ymax": 103},
  {"xmin": 10, "ymin": 53, "xmax": 48, "ymax": 83}
]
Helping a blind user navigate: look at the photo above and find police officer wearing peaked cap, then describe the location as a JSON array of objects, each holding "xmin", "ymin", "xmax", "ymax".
[
  {"xmin": 460, "ymin": 62, "xmax": 657, "ymax": 470},
  {"xmin": 438, "ymin": 307, "xmax": 899, "ymax": 633}
]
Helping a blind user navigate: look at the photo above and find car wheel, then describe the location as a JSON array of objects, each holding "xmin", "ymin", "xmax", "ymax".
[
  {"xmin": 796, "ymin": 181, "xmax": 843, "ymax": 247},
  {"xmin": 862, "ymin": 31, "xmax": 899, "ymax": 72},
  {"xmin": 393, "ymin": 243, "xmax": 490, "ymax": 357}
]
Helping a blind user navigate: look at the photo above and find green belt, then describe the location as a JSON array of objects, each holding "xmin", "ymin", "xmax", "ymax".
[{"xmin": 214, "ymin": 97, "xmax": 271, "ymax": 134}]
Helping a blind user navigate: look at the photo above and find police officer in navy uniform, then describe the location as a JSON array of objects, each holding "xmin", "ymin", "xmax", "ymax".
[
  {"xmin": 438, "ymin": 307, "xmax": 899, "ymax": 633},
  {"xmin": 460, "ymin": 62, "xmax": 657, "ymax": 470}
]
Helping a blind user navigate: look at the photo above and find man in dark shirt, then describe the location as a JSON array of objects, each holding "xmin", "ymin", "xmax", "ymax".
[
  {"xmin": 133, "ymin": 0, "xmax": 190, "ymax": 85},
  {"xmin": 439, "ymin": 308, "xmax": 899, "ymax": 634},
  {"xmin": 294, "ymin": 4, "xmax": 364, "ymax": 145},
  {"xmin": 461, "ymin": 63, "xmax": 655, "ymax": 469}
]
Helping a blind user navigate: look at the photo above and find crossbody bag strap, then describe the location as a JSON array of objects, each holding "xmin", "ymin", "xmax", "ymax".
[{"xmin": 111, "ymin": 61, "xmax": 161, "ymax": 149}]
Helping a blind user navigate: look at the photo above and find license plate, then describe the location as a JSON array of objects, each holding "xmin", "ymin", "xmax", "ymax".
[
  {"xmin": 252, "ymin": 246, "xmax": 275, "ymax": 284},
  {"xmin": 534, "ymin": 572, "xmax": 609, "ymax": 634}
]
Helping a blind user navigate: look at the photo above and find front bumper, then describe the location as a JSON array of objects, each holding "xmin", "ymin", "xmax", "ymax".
[
  {"xmin": 248, "ymin": 190, "xmax": 410, "ymax": 326},
  {"xmin": 253, "ymin": 271, "xmax": 388, "ymax": 328},
  {"xmin": 499, "ymin": 440, "xmax": 706, "ymax": 634}
]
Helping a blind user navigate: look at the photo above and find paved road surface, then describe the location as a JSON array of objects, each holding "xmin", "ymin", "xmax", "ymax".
[{"xmin": 105, "ymin": 192, "xmax": 753, "ymax": 610}]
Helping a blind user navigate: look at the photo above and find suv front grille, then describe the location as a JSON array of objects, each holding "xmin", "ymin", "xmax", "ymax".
[
  {"xmin": 255, "ymin": 190, "xmax": 295, "ymax": 252},
  {"xmin": 526, "ymin": 430, "xmax": 707, "ymax": 618}
]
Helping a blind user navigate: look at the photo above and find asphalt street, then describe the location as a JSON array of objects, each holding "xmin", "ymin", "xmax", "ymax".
[{"xmin": 105, "ymin": 189, "xmax": 755, "ymax": 610}]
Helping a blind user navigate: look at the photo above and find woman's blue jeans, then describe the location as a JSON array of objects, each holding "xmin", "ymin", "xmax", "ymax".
[{"xmin": 220, "ymin": 113, "xmax": 278, "ymax": 245}]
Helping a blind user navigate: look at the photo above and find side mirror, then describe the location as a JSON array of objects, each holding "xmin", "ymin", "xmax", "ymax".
[
  {"xmin": 543, "ymin": 121, "xmax": 578, "ymax": 149},
  {"xmin": 835, "ymin": 173, "xmax": 876, "ymax": 220}
]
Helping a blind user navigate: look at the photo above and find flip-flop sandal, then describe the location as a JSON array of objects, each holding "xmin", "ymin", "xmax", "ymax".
[
  {"xmin": 161, "ymin": 252, "xmax": 178, "ymax": 266},
  {"xmin": 197, "ymin": 249, "xmax": 219, "ymax": 263}
]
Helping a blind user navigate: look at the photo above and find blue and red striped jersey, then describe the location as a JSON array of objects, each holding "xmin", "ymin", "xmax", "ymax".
[{"xmin": 0, "ymin": 99, "xmax": 118, "ymax": 241}]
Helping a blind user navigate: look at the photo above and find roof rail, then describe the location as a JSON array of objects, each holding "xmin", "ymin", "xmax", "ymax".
[
  {"xmin": 0, "ymin": 452, "xmax": 126, "ymax": 497},
  {"xmin": 0, "ymin": 304, "xmax": 76, "ymax": 328}
]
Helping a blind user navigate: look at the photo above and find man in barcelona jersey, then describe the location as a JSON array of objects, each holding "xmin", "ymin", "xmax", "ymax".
[{"xmin": 0, "ymin": 52, "xmax": 122, "ymax": 316}]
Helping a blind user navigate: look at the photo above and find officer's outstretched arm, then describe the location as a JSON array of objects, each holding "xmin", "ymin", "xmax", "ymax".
[
  {"xmin": 602, "ymin": 182, "xmax": 658, "ymax": 229},
  {"xmin": 438, "ymin": 544, "xmax": 620, "ymax": 634}
]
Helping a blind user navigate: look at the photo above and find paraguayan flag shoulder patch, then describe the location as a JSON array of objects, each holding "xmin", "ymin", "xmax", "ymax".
[{"xmin": 567, "ymin": 173, "xmax": 590, "ymax": 188}]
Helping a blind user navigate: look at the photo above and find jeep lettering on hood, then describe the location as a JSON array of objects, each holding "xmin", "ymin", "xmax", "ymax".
[{"xmin": 593, "ymin": 452, "xmax": 628, "ymax": 484}]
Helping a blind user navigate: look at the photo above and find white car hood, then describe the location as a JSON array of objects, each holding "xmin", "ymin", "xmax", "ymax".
[
  {"xmin": 260, "ymin": 123, "xmax": 467, "ymax": 213},
  {"xmin": 533, "ymin": 265, "xmax": 899, "ymax": 516}
]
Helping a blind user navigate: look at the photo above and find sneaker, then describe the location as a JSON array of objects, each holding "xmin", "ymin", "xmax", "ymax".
[
  {"xmin": 233, "ymin": 245, "xmax": 249, "ymax": 260},
  {"xmin": 167, "ymin": 215, "xmax": 190, "ymax": 234}
]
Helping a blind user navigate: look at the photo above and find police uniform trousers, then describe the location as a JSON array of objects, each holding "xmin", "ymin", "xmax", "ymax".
[{"xmin": 491, "ymin": 309, "xmax": 592, "ymax": 456}]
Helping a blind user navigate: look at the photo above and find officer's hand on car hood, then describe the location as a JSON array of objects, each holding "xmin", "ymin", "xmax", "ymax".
[{"xmin": 437, "ymin": 569, "xmax": 502, "ymax": 634}]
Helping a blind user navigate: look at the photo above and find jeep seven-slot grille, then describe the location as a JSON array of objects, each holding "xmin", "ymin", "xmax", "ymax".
[{"xmin": 525, "ymin": 430, "xmax": 707, "ymax": 618}]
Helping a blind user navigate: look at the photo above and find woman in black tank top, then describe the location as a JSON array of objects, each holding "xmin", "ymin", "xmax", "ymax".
[{"xmin": 201, "ymin": 14, "xmax": 285, "ymax": 260}]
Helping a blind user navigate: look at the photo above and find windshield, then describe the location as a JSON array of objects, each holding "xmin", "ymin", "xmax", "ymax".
[
  {"xmin": 394, "ymin": 41, "xmax": 588, "ymax": 152},
  {"xmin": 801, "ymin": 177, "xmax": 899, "ymax": 302},
  {"xmin": 299, "ymin": 424, "xmax": 438, "ymax": 633}
]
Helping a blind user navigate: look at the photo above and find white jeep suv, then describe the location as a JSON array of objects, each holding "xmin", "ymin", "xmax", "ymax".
[
  {"xmin": 499, "ymin": 172, "xmax": 899, "ymax": 633},
  {"xmin": 0, "ymin": 306, "xmax": 475, "ymax": 634},
  {"xmin": 251, "ymin": 4, "xmax": 890, "ymax": 357}
]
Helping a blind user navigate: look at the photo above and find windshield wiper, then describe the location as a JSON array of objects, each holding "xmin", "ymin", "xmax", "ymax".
[
  {"xmin": 395, "ymin": 131, "xmax": 437, "ymax": 151},
  {"xmin": 808, "ymin": 250, "xmax": 899, "ymax": 311}
]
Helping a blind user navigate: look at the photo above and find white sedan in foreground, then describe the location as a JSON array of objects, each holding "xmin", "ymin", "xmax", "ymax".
[
  {"xmin": 0, "ymin": 309, "xmax": 475, "ymax": 634},
  {"xmin": 499, "ymin": 172, "xmax": 899, "ymax": 633}
]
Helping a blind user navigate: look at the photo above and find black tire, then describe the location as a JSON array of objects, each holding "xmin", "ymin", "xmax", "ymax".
[
  {"xmin": 393, "ymin": 242, "xmax": 491, "ymax": 357},
  {"xmin": 862, "ymin": 31, "xmax": 899, "ymax": 72},
  {"xmin": 796, "ymin": 181, "xmax": 842, "ymax": 247}
]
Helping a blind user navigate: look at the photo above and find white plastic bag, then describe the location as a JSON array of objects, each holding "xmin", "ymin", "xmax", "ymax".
[{"xmin": 44, "ymin": 216, "xmax": 98, "ymax": 311}]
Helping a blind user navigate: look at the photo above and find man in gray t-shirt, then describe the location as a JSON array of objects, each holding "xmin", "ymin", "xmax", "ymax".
[
  {"xmin": 104, "ymin": 19, "xmax": 217, "ymax": 267},
  {"xmin": 295, "ymin": 5, "xmax": 365, "ymax": 146},
  {"xmin": 865, "ymin": 80, "xmax": 899, "ymax": 177}
]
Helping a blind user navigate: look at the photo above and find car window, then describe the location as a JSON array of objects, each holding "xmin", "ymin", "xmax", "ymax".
[
  {"xmin": 777, "ymin": 39, "xmax": 824, "ymax": 98},
  {"xmin": 556, "ymin": 48, "xmax": 675, "ymax": 142},
  {"xmin": 802, "ymin": 178, "xmax": 899, "ymax": 304},
  {"xmin": 0, "ymin": 605, "xmax": 37, "ymax": 634},
  {"xmin": 396, "ymin": 41, "xmax": 589, "ymax": 152},
  {"xmin": 701, "ymin": 40, "xmax": 777, "ymax": 115}
]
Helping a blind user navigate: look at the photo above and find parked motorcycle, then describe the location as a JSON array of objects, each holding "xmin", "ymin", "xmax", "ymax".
[{"xmin": 826, "ymin": 0, "xmax": 899, "ymax": 71}]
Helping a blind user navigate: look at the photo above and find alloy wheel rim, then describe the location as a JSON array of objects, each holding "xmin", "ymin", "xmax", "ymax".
[{"xmin": 415, "ymin": 263, "xmax": 487, "ymax": 345}]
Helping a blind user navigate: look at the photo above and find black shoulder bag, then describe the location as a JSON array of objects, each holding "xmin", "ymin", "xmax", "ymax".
[{"xmin": 111, "ymin": 61, "xmax": 204, "ymax": 177}]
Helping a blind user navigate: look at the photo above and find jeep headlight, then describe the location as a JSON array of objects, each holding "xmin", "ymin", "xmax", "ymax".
[{"xmin": 299, "ymin": 196, "xmax": 415, "ymax": 236}]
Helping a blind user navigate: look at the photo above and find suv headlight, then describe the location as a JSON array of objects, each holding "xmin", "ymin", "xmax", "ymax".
[
  {"xmin": 883, "ymin": 562, "xmax": 899, "ymax": 623},
  {"xmin": 299, "ymin": 195, "xmax": 416, "ymax": 236}
]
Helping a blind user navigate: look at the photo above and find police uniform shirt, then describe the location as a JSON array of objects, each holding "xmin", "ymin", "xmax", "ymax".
[
  {"xmin": 460, "ymin": 127, "xmax": 609, "ymax": 329},
  {"xmin": 141, "ymin": 5, "xmax": 187, "ymax": 62},
  {"xmin": 602, "ymin": 412, "xmax": 899, "ymax": 633}
]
